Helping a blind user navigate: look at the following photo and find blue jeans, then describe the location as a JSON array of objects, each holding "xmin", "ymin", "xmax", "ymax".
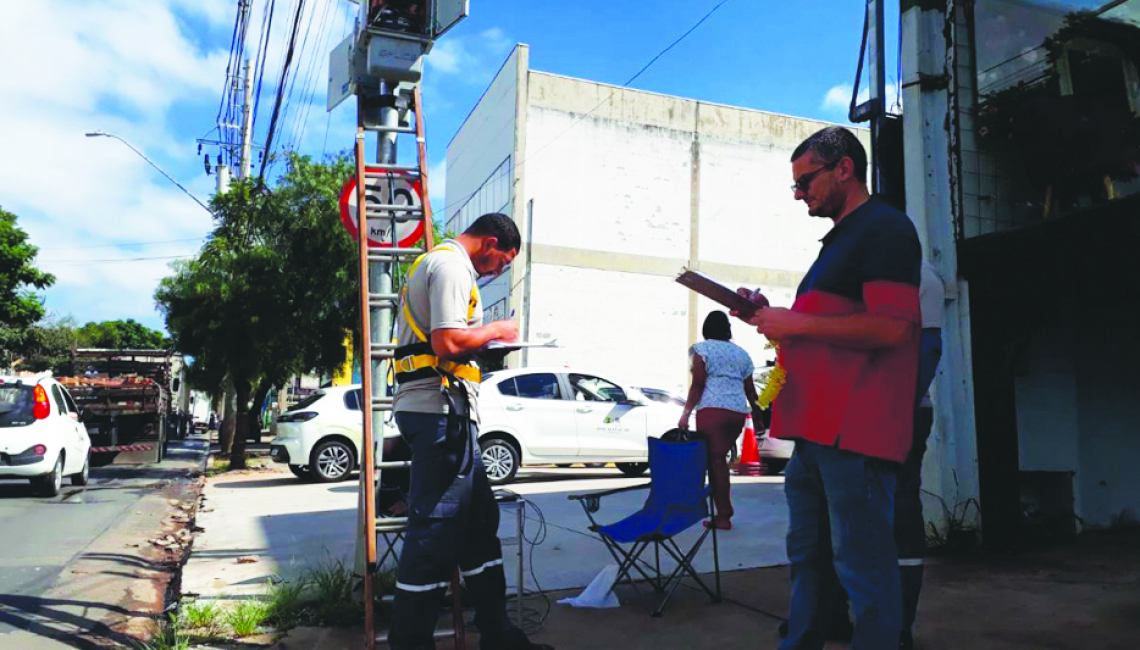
[{"xmin": 779, "ymin": 440, "xmax": 902, "ymax": 650}]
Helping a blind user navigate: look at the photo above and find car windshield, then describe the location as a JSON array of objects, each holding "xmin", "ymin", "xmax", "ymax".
[
  {"xmin": 287, "ymin": 392, "xmax": 326, "ymax": 412},
  {"xmin": 0, "ymin": 384, "xmax": 35, "ymax": 428}
]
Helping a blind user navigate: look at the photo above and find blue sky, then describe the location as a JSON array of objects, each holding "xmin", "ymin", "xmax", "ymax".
[{"xmin": 0, "ymin": 0, "xmax": 899, "ymax": 334}]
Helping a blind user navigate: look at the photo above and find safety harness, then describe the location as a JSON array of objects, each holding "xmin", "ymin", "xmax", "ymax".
[{"xmin": 393, "ymin": 242, "xmax": 482, "ymax": 386}]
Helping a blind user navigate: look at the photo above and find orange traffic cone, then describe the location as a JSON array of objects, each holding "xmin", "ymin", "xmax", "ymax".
[{"xmin": 734, "ymin": 415, "xmax": 763, "ymax": 476}]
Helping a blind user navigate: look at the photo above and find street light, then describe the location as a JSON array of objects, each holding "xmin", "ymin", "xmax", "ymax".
[{"xmin": 85, "ymin": 131, "xmax": 212, "ymax": 213}]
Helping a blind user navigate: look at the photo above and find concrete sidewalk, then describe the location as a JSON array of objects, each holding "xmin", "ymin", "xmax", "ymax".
[
  {"xmin": 181, "ymin": 461, "xmax": 1140, "ymax": 650},
  {"xmin": 181, "ymin": 463, "xmax": 790, "ymax": 600},
  {"xmin": 270, "ymin": 528, "xmax": 1140, "ymax": 650}
]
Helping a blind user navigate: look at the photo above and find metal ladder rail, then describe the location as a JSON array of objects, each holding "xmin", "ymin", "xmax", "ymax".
[{"xmin": 358, "ymin": 88, "xmax": 462, "ymax": 650}]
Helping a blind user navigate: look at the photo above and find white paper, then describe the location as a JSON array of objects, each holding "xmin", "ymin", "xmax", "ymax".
[
  {"xmin": 482, "ymin": 338, "xmax": 559, "ymax": 352},
  {"xmin": 556, "ymin": 564, "xmax": 621, "ymax": 609}
]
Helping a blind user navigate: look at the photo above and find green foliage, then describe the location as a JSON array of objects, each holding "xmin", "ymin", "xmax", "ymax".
[
  {"xmin": 225, "ymin": 599, "xmax": 271, "ymax": 637},
  {"xmin": 134, "ymin": 614, "xmax": 190, "ymax": 650},
  {"xmin": 74, "ymin": 318, "xmax": 167, "ymax": 350},
  {"xmin": 1, "ymin": 315, "xmax": 76, "ymax": 372},
  {"xmin": 0, "ymin": 208, "xmax": 54, "ymax": 331},
  {"xmin": 266, "ymin": 578, "xmax": 309, "ymax": 628},
  {"xmin": 155, "ymin": 153, "xmax": 359, "ymax": 465},
  {"xmin": 305, "ymin": 557, "xmax": 364, "ymax": 627}
]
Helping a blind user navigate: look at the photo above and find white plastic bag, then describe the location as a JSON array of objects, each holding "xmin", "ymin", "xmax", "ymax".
[{"xmin": 556, "ymin": 564, "xmax": 621, "ymax": 609}]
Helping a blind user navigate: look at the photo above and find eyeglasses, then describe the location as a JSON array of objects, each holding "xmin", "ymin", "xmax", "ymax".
[{"xmin": 791, "ymin": 159, "xmax": 840, "ymax": 194}]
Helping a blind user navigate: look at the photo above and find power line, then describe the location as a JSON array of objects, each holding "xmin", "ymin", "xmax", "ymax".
[
  {"xmin": 42, "ymin": 254, "xmax": 195, "ymax": 266},
  {"xmin": 259, "ymin": 0, "xmax": 309, "ymax": 182},
  {"xmin": 438, "ymin": 0, "xmax": 735, "ymax": 220},
  {"xmin": 40, "ymin": 237, "xmax": 208, "ymax": 252}
]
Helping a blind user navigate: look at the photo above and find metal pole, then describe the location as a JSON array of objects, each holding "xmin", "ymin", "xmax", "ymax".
[
  {"xmin": 868, "ymin": 0, "xmax": 887, "ymax": 194},
  {"xmin": 85, "ymin": 131, "xmax": 212, "ymax": 212},
  {"xmin": 374, "ymin": 87, "xmax": 399, "ymax": 516},
  {"xmin": 241, "ymin": 59, "xmax": 254, "ymax": 179}
]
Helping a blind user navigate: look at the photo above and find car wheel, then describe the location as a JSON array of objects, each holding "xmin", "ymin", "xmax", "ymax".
[
  {"xmin": 763, "ymin": 458, "xmax": 788, "ymax": 475},
  {"xmin": 37, "ymin": 455, "xmax": 64, "ymax": 497},
  {"xmin": 310, "ymin": 440, "xmax": 355, "ymax": 483},
  {"xmin": 289, "ymin": 465, "xmax": 313, "ymax": 481},
  {"xmin": 585, "ymin": 463, "xmax": 606, "ymax": 469},
  {"xmin": 480, "ymin": 437, "xmax": 520, "ymax": 484},
  {"xmin": 72, "ymin": 454, "xmax": 90, "ymax": 486},
  {"xmin": 555, "ymin": 464, "xmax": 572, "ymax": 468},
  {"xmin": 616, "ymin": 462, "xmax": 649, "ymax": 477}
]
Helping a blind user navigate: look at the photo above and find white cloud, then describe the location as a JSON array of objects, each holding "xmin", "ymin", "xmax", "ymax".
[
  {"xmin": 821, "ymin": 83, "xmax": 903, "ymax": 118},
  {"xmin": 428, "ymin": 160, "xmax": 447, "ymax": 212},
  {"xmin": 426, "ymin": 38, "xmax": 470, "ymax": 75},
  {"xmin": 0, "ymin": 0, "xmax": 229, "ymax": 331}
]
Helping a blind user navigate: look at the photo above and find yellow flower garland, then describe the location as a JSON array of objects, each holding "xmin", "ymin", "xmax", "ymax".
[{"xmin": 756, "ymin": 341, "xmax": 786, "ymax": 410}]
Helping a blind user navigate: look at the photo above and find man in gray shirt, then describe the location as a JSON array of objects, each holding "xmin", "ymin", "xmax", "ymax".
[{"xmin": 388, "ymin": 213, "xmax": 552, "ymax": 650}]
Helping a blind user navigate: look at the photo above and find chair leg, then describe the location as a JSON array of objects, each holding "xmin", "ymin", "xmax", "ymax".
[{"xmin": 650, "ymin": 533, "xmax": 719, "ymax": 617}]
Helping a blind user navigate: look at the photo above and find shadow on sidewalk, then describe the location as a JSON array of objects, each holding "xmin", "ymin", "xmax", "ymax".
[{"xmin": 0, "ymin": 594, "xmax": 144, "ymax": 650}]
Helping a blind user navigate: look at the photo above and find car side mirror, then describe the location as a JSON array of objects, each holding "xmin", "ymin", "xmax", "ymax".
[{"xmin": 620, "ymin": 398, "xmax": 644, "ymax": 407}]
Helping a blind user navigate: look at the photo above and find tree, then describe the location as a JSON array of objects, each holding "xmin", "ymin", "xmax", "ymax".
[
  {"xmin": 75, "ymin": 319, "xmax": 167, "ymax": 349},
  {"xmin": 156, "ymin": 153, "xmax": 360, "ymax": 467},
  {"xmin": 9, "ymin": 316, "xmax": 77, "ymax": 373},
  {"xmin": 0, "ymin": 208, "xmax": 55, "ymax": 368}
]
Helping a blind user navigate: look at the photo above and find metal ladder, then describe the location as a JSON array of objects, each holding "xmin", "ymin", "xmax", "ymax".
[{"xmin": 353, "ymin": 86, "xmax": 466, "ymax": 650}]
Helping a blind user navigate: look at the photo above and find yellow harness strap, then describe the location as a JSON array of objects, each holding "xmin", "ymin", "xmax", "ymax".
[{"xmin": 396, "ymin": 243, "xmax": 482, "ymax": 384}]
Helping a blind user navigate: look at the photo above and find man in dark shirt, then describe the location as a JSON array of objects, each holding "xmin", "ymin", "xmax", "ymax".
[{"xmin": 743, "ymin": 127, "xmax": 921, "ymax": 650}]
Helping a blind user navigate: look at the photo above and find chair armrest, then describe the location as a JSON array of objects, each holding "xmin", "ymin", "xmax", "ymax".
[
  {"xmin": 567, "ymin": 482, "xmax": 651, "ymax": 501},
  {"xmin": 568, "ymin": 482, "xmax": 651, "ymax": 517}
]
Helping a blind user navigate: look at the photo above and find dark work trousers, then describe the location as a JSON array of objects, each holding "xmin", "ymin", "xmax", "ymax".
[
  {"xmin": 895, "ymin": 406, "xmax": 935, "ymax": 643},
  {"xmin": 389, "ymin": 411, "xmax": 522, "ymax": 650},
  {"xmin": 696, "ymin": 407, "xmax": 747, "ymax": 520}
]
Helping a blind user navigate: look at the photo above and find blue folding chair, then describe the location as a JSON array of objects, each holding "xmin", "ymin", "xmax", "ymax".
[{"xmin": 568, "ymin": 437, "xmax": 722, "ymax": 617}]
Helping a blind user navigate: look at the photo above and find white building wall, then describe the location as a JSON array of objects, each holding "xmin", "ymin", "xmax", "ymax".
[
  {"xmin": 513, "ymin": 71, "xmax": 861, "ymax": 392},
  {"xmin": 445, "ymin": 47, "xmax": 522, "ymax": 316}
]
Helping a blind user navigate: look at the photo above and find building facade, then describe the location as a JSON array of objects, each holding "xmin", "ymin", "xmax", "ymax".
[{"xmin": 447, "ymin": 45, "xmax": 867, "ymax": 394}]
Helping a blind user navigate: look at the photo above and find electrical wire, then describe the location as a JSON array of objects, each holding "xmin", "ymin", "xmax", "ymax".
[
  {"xmin": 434, "ymin": 0, "xmax": 735, "ymax": 221},
  {"xmin": 259, "ymin": 0, "xmax": 309, "ymax": 182},
  {"xmin": 492, "ymin": 491, "xmax": 553, "ymax": 635},
  {"xmin": 41, "ymin": 254, "xmax": 195, "ymax": 266},
  {"xmin": 40, "ymin": 237, "xmax": 207, "ymax": 252}
]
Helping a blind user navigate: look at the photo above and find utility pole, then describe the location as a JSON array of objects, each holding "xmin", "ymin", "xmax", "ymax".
[
  {"xmin": 868, "ymin": 0, "xmax": 887, "ymax": 195},
  {"xmin": 241, "ymin": 59, "xmax": 254, "ymax": 179}
]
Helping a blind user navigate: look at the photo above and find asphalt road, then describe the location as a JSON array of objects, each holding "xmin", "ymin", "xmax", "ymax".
[{"xmin": 0, "ymin": 439, "xmax": 206, "ymax": 649}]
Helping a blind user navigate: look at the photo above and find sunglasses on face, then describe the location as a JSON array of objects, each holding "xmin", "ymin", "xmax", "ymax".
[{"xmin": 791, "ymin": 159, "xmax": 840, "ymax": 194}]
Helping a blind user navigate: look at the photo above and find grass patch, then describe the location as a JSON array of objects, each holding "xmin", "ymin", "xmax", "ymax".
[
  {"xmin": 177, "ymin": 600, "xmax": 227, "ymax": 641},
  {"xmin": 225, "ymin": 599, "xmax": 271, "ymax": 637},
  {"xmin": 306, "ymin": 558, "xmax": 365, "ymax": 627},
  {"xmin": 204, "ymin": 458, "xmax": 230, "ymax": 477},
  {"xmin": 266, "ymin": 578, "xmax": 308, "ymax": 628},
  {"xmin": 135, "ymin": 614, "xmax": 189, "ymax": 650}
]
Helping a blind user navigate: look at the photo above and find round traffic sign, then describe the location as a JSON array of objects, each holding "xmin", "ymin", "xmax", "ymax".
[{"xmin": 339, "ymin": 168, "xmax": 426, "ymax": 248}]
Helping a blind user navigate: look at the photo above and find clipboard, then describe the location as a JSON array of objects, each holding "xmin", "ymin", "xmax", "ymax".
[{"xmin": 675, "ymin": 269, "xmax": 769, "ymax": 316}]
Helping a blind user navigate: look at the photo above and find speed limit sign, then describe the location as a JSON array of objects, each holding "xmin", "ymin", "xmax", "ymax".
[{"xmin": 339, "ymin": 168, "xmax": 426, "ymax": 248}]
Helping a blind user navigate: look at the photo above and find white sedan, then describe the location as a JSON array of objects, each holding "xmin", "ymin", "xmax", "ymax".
[
  {"xmin": 0, "ymin": 375, "xmax": 92, "ymax": 496},
  {"xmin": 477, "ymin": 368, "xmax": 687, "ymax": 484},
  {"xmin": 270, "ymin": 385, "xmax": 365, "ymax": 482}
]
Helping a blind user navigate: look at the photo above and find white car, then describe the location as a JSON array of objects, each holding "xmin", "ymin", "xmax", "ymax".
[
  {"xmin": 478, "ymin": 368, "xmax": 687, "ymax": 484},
  {"xmin": 0, "ymin": 375, "xmax": 92, "ymax": 496},
  {"xmin": 270, "ymin": 385, "xmax": 365, "ymax": 482}
]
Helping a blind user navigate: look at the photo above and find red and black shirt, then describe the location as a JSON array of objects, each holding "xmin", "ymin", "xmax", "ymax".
[{"xmin": 770, "ymin": 196, "xmax": 922, "ymax": 463}]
